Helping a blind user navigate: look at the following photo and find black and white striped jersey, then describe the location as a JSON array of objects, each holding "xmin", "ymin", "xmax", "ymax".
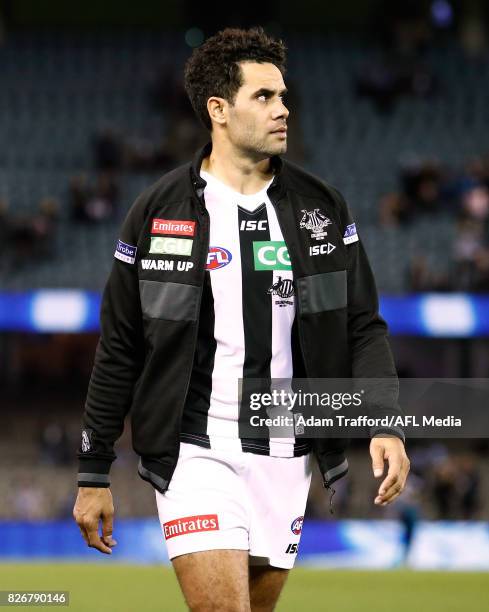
[{"xmin": 181, "ymin": 170, "xmax": 310, "ymax": 457}]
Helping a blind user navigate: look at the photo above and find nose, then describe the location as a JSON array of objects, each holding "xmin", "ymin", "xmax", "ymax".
[{"xmin": 272, "ymin": 98, "xmax": 289, "ymax": 120}]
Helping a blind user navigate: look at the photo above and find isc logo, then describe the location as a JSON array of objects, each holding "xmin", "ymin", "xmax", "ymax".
[
  {"xmin": 309, "ymin": 243, "xmax": 336, "ymax": 256},
  {"xmin": 239, "ymin": 220, "xmax": 268, "ymax": 231},
  {"xmin": 206, "ymin": 246, "xmax": 232, "ymax": 270}
]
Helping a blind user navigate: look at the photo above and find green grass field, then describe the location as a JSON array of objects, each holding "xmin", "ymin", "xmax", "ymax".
[{"xmin": 1, "ymin": 564, "xmax": 487, "ymax": 611}]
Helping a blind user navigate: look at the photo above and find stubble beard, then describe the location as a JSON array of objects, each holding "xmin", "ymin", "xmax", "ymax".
[{"xmin": 241, "ymin": 130, "xmax": 287, "ymax": 160}]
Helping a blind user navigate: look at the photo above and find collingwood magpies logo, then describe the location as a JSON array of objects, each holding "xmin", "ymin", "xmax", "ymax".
[
  {"xmin": 299, "ymin": 209, "xmax": 331, "ymax": 240},
  {"xmin": 268, "ymin": 277, "xmax": 294, "ymax": 307},
  {"xmin": 81, "ymin": 429, "xmax": 91, "ymax": 452}
]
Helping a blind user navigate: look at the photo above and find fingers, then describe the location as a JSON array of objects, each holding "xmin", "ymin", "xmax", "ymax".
[
  {"xmin": 370, "ymin": 438, "xmax": 410, "ymax": 507},
  {"xmin": 77, "ymin": 523, "xmax": 90, "ymax": 547},
  {"xmin": 102, "ymin": 512, "xmax": 117, "ymax": 549},
  {"xmin": 73, "ymin": 488, "xmax": 115, "ymax": 555},
  {"xmin": 370, "ymin": 442, "xmax": 385, "ymax": 478},
  {"xmin": 86, "ymin": 521, "xmax": 113, "ymax": 554},
  {"xmin": 375, "ymin": 456, "xmax": 402, "ymax": 505}
]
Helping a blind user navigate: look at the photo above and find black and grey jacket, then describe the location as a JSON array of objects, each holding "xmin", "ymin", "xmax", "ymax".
[{"xmin": 77, "ymin": 142, "xmax": 404, "ymax": 495}]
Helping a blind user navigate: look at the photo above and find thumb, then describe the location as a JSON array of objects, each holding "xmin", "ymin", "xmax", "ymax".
[
  {"xmin": 370, "ymin": 442, "xmax": 385, "ymax": 478},
  {"xmin": 102, "ymin": 515, "xmax": 117, "ymax": 546}
]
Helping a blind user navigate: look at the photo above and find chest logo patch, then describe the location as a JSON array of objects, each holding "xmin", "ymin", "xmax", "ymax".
[
  {"xmin": 206, "ymin": 246, "xmax": 232, "ymax": 270},
  {"xmin": 299, "ymin": 209, "xmax": 331, "ymax": 241},
  {"xmin": 253, "ymin": 241, "xmax": 291, "ymax": 270},
  {"xmin": 268, "ymin": 276, "xmax": 295, "ymax": 308},
  {"xmin": 268, "ymin": 277, "xmax": 294, "ymax": 298}
]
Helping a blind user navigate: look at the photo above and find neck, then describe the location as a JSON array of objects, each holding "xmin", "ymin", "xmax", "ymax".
[{"xmin": 201, "ymin": 138, "xmax": 274, "ymax": 195}]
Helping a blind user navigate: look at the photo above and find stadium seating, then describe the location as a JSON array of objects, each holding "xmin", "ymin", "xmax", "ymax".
[{"xmin": 1, "ymin": 30, "xmax": 487, "ymax": 291}]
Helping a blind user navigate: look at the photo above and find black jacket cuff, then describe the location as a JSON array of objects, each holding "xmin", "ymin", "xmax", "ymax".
[{"xmin": 78, "ymin": 457, "xmax": 113, "ymax": 487}]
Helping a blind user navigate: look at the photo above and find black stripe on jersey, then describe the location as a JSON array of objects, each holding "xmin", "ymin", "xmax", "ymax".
[
  {"xmin": 181, "ymin": 271, "xmax": 215, "ymax": 445},
  {"xmin": 180, "ymin": 432, "xmax": 211, "ymax": 448},
  {"xmin": 237, "ymin": 204, "xmax": 272, "ymax": 453}
]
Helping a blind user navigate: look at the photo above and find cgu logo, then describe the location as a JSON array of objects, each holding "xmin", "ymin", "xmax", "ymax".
[
  {"xmin": 253, "ymin": 241, "xmax": 291, "ymax": 270},
  {"xmin": 240, "ymin": 219, "xmax": 268, "ymax": 231},
  {"xmin": 206, "ymin": 246, "xmax": 232, "ymax": 270}
]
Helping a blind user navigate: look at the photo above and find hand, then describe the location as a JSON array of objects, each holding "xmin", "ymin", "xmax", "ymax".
[
  {"xmin": 73, "ymin": 487, "xmax": 117, "ymax": 554},
  {"xmin": 370, "ymin": 436, "xmax": 410, "ymax": 506}
]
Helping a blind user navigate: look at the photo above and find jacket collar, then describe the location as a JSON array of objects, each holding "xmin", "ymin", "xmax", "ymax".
[{"xmin": 190, "ymin": 142, "xmax": 285, "ymax": 200}]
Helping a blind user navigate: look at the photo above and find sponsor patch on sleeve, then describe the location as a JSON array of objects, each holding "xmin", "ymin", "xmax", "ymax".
[
  {"xmin": 343, "ymin": 223, "xmax": 359, "ymax": 245},
  {"xmin": 114, "ymin": 239, "xmax": 137, "ymax": 264},
  {"xmin": 151, "ymin": 218, "xmax": 196, "ymax": 236}
]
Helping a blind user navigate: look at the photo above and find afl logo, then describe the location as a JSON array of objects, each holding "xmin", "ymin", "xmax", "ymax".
[
  {"xmin": 291, "ymin": 516, "xmax": 304, "ymax": 535},
  {"xmin": 206, "ymin": 246, "xmax": 232, "ymax": 270}
]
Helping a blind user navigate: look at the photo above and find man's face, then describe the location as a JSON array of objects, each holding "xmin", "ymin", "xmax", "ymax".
[{"xmin": 225, "ymin": 61, "xmax": 289, "ymax": 158}]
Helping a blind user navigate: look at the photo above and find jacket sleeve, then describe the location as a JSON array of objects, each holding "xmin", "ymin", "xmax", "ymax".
[
  {"xmin": 333, "ymin": 187, "xmax": 405, "ymax": 443},
  {"xmin": 76, "ymin": 195, "xmax": 148, "ymax": 487}
]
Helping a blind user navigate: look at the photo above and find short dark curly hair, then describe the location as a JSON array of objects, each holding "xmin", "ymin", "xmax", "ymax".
[{"xmin": 184, "ymin": 27, "xmax": 287, "ymax": 131}]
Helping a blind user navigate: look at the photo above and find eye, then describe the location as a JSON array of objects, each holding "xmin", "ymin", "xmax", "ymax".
[{"xmin": 257, "ymin": 94, "xmax": 268, "ymax": 102}]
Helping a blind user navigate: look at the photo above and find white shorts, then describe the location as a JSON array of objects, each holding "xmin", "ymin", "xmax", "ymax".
[{"xmin": 155, "ymin": 442, "xmax": 312, "ymax": 569}]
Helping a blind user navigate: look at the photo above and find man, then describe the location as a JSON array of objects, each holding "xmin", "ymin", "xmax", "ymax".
[{"xmin": 73, "ymin": 27, "xmax": 410, "ymax": 611}]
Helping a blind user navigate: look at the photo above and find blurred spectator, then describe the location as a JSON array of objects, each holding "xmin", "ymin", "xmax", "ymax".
[
  {"xmin": 381, "ymin": 160, "xmax": 445, "ymax": 226},
  {"xmin": 33, "ymin": 197, "xmax": 59, "ymax": 258},
  {"xmin": 358, "ymin": 2, "xmax": 437, "ymax": 113},
  {"xmin": 147, "ymin": 63, "xmax": 195, "ymax": 120},
  {"xmin": 39, "ymin": 422, "xmax": 72, "ymax": 466},
  {"xmin": 8, "ymin": 197, "xmax": 59, "ymax": 262},
  {"xmin": 460, "ymin": 184, "xmax": 489, "ymax": 222},
  {"xmin": 84, "ymin": 172, "xmax": 120, "ymax": 221},
  {"xmin": 10, "ymin": 475, "xmax": 48, "ymax": 521},
  {"xmin": 452, "ymin": 217, "xmax": 486, "ymax": 290},
  {"xmin": 432, "ymin": 456, "xmax": 457, "ymax": 519},
  {"xmin": 93, "ymin": 127, "xmax": 123, "ymax": 172},
  {"xmin": 125, "ymin": 135, "xmax": 178, "ymax": 173},
  {"xmin": 408, "ymin": 253, "xmax": 451, "ymax": 291},
  {"xmin": 70, "ymin": 171, "xmax": 119, "ymax": 222},
  {"xmin": 356, "ymin": 58, "xmax": 437, "ymax": 114},
  {"xmin": 70, "ymin": 172, "xmax": 92, "ymax": 222},
  {"xmin": 164, "ymin": 116, "xmax": 207, "ymax": 166},
  {"xmin": 385, "ymin": 472, "xmax": 423, "ymax": 563},
  {"xmin": 457, "ymin": 453, "xmax": 481, "ymax": 519}
]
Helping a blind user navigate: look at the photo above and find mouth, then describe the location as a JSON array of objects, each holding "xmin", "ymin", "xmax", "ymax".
[{"xmin": 271, "ymin": 128, "xmax": 287, "ymax": 137}]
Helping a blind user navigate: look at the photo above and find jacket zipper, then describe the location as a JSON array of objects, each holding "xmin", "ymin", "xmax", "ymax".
[
  {"xmin": 177, "ymin": 194, "xmax": 210, "ymax": 438},
  {"xmin": 272, "ymin": 189, "xmax": 338, "ymax": 513},
  {"xmin": 270, "ymin": 195, "xmax": 309, "ymax": 378}
]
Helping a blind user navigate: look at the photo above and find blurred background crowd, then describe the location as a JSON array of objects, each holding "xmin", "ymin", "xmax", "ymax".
[{"xmin": 1, "ymin": 0, "xmax": 489, "ymax": 526}]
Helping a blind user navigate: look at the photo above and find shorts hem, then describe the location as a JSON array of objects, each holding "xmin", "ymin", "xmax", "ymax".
[
  {"xmin": 249, "ymin": 553, "xmax": 297, "ymax": 570},
  {"xmin": 167, "ymin": 542, "xmax": 249, "ymax": 561}
]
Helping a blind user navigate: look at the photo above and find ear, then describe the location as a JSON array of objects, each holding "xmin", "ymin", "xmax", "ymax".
[{"xmin": 207, "ymin": 96, "xmax": 227, "ymax": 127}]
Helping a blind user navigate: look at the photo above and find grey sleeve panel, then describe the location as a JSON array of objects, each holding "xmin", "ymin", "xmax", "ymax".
[
  {"xmin": 323, "ymin": 458, "xmax": 349, "ymax": 486},
  {"xmin": 297, "ymin": 270, "xmax": 347, "ymax": 315},
  {"xmin": 138, "ymin": 460, "xmax": 169, "ymax": 494},
  {"xmin": 139, "ymin": 280, "xmax": 200, "ymax": 321},
  {"xmin": 78, "ymin": 473, "xmax": 110, "ymax": 484}
]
